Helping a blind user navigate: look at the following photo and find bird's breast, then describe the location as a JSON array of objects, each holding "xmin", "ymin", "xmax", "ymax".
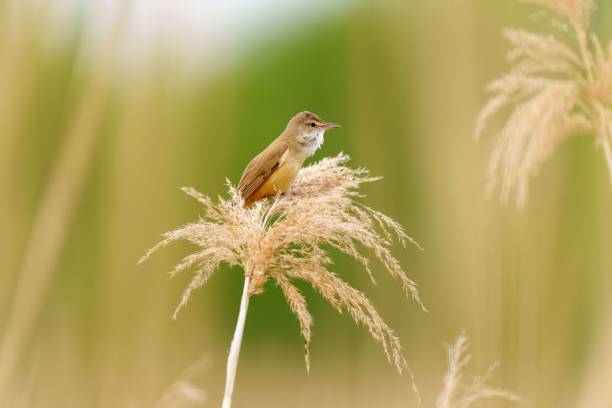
[
  {"xmin": 247, "ymin": 148, "xmax": 305, "ymax": 205},
  {"xmin": 268, "ymin": 151, "xmax": 302, "ymax": 192}
]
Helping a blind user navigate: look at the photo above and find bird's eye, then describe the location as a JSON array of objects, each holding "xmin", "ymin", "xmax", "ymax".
[{"xmin": 309, "ymin": 122, "xmax": 316, "ymax": 128}]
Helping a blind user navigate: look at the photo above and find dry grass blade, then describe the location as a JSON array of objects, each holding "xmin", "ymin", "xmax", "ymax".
[
  {"xmin": 0, "ymin": 6, "xmax": 130, "ymax": 399},
  {"xmin": 436, "ymin": 333, "xmax": 522, "ymax": 408},
  {"xmin": 475, "ymin": 0, "xmax": 612, "ymax": 206},
  {"xmin": 139, "ymin": 153, "xmax": 424, "ymax": 376}
]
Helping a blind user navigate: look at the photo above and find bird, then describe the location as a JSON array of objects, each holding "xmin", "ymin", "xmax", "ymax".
[{"xmin": 238, "ymin": 111, "xmax": 341, "ymax": 207}]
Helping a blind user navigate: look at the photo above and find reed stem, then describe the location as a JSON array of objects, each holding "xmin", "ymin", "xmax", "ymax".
[{"xmin": 222, "ymin": 275, "xmax": 250, "ymax": 408}]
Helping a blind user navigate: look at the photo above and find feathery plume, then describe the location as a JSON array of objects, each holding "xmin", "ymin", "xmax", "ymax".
[
  {"xmin": 155, "ymin": 355, "xmax": 210, "ymax": 408},
  {"xmin": 436, "ymin": 333, "xmax": 522, "ymax": 408},
  {"xmin": 475, "ymin": 0, "xmax": 612, "ymax": 206},
  {"xmin": 139, "ymin": 153, "xmax": 424, "ymax": 407}
]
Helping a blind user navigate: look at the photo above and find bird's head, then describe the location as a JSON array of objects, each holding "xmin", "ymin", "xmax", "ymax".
[{"xmin": 288, "ymin": 111, "xmax": 341, "ymax": 155}]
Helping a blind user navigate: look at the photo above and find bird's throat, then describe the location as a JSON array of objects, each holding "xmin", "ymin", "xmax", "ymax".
[{"xmin": 299, "ymin": 130, "xmax": 324, "ymax": 157}]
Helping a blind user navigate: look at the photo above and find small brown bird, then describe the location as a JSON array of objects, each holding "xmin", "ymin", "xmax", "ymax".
[{"xmin": 238, "ymin": 111, "xmax": 341, "ymax": 206}]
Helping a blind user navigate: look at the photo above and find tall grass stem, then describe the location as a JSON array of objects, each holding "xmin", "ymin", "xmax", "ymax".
[
  {"xmin": 222, "ymin": 275, "xmax": 251, "ymax": 408},
  {"xmin": 0, "ymin": 6, "xmax": 129, "ymax": 399}
]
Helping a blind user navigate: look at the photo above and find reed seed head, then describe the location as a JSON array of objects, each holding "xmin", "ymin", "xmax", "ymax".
[
  {"xmin": 475, "ymin": 0, "xmax": 612, "ymax": 206},
  {"xmin": 436, "ymin": 333, "xmax": 522, "ymax": 408},
  {"xmin": 139, "ymin": 153, "xmax": 424, "ymax": 374}
]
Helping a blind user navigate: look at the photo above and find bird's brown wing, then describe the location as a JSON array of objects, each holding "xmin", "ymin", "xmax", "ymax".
[{"xmin": 238, "ymin": 141, "xmax": 288, "ymax": 201}]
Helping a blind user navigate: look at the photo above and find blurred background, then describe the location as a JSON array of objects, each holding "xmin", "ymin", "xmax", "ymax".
[{"xmin": 1, "ymin": 0, "xmax": 612, "ymax": 406}]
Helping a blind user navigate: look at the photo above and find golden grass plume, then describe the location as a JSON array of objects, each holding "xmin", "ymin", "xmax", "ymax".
[
  {"xmin": 475, "ymin": 0, "xmax": 612, "ymax": 206},
  {"xmin": 436, "ymin": 333, "xmax": 522, "ymax": 408},
  {"xmin": 139, "ymin": 153, "xmax": 425, "ymax": 374}
]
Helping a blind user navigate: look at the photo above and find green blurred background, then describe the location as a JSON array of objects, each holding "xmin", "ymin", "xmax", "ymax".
[{"xmin": 2, "ymin": 0, "xmax": 612, "ymax": 406}]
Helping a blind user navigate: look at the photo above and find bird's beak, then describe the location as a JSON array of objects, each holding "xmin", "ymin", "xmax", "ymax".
[{"xmin": 324, "ymin": 122, "xmax": 341, "ymax": 130}]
